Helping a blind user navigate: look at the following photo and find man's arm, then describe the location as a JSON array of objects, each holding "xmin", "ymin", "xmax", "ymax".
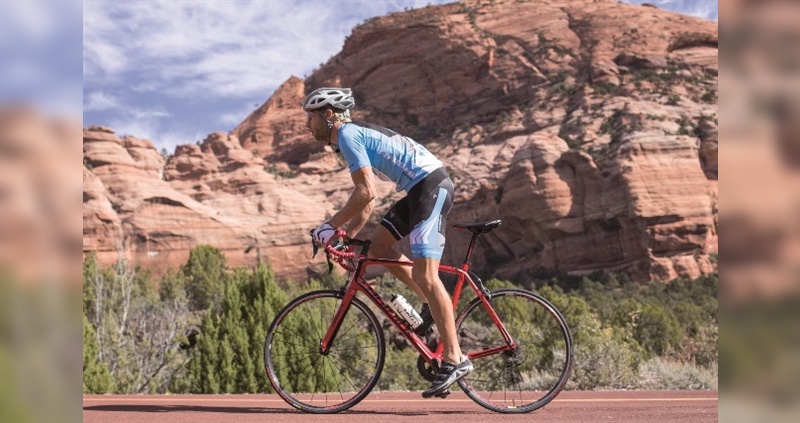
[
  {"xmin": 328, "ymin": 167, "xmax": 376, "ymax": 237},
  {"xmin": 346, "ymin": 201, "xmax": 374, "ymax": 238}
]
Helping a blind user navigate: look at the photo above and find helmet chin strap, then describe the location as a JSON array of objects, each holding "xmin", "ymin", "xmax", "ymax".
[{"xmin": 325, "ymin": 119, "xmax": 340, "ymax": 153}]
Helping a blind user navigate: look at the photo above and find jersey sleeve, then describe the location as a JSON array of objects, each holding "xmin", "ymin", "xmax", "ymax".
[{"xmin": 338, "ymin": 127, "xmax": 371, "ymax": 173}]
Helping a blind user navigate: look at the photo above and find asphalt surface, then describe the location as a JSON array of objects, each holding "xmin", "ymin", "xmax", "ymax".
[{"xmin": 83, "ymin": 390, "xmax": 717, "ymax": 422}]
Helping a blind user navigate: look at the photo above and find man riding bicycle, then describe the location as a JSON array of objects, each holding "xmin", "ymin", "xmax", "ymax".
[{"xmin": 305, "ymin": 87, "xmax": 473, "ymax": 398}]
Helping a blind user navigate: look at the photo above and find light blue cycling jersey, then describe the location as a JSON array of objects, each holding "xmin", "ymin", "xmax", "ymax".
[{"xmin": 337, "ymin": 121, "xmax": 443, "ymax": 192}]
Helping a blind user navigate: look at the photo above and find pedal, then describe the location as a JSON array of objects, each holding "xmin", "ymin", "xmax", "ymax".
[{"xmin": 434, "ymin": 388, "xmax": 451, "ymax": 398}]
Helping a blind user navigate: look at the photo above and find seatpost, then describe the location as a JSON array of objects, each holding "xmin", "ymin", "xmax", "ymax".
[{"xmin": 463, "ymin": 232, "xmax": 480, "ymax": 268}]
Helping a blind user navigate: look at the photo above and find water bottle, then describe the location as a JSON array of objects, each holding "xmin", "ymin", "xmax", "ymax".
[{"xmin": 390, "ymin": 294, "xmax": 423, "ymax": 329}]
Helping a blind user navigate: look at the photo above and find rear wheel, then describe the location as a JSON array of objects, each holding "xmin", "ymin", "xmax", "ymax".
[
  {"xmin": 455, "ymin": 289, "xmax": 573, "ymax": 413},
  {"xmin": 264, "ymin": 290, "xmax": 385, "ymax": 413}
]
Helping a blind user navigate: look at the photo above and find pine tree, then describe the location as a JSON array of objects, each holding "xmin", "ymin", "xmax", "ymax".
[
  {"xmin": 182, "ymin": 245, "xmax": 227, "ymax": 311},
  {"xmin": 253, "ymin": 264, "xmax": 286, "ymax": 393},
  {"xmin": 189, "ymin": 311, "xmax": 221, "ymax": 393},
  {"xmin": 218, "ymin": 335, "xmax": 236, "ymax": 393},
  {"xmin": 83, "ymin": 252, "xmax": 99, "ymax": 323},
  {"xmin": 83, "ymin": 314, "xmax": 112, "ymax": 393}
]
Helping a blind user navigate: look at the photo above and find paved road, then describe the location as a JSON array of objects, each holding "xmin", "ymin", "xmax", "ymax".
[{"xmin": 83, "ymin": 390, "xmax": 717, "ymax": 423}]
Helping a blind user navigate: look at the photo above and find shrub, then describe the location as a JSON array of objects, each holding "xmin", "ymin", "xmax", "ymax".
[
  {"xmin": 377, "ymin": 345, "xmax": 428, "ymax": 391},
  {"xmin": 538, "ymin": 285, "xmax": 645, "ymax": 389},
  {"xmin": 570, "ymin": 313, "xmax": 643, "ymax": 389},
  {"xmin": 604, "ymin": 295, "xmax": 684, "ymax": 358},
  {"xmin": 636, "ymin": 357, "xmax": 717, "ymax": 389}
]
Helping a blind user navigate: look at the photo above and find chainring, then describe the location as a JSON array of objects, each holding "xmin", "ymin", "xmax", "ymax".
[
  {"xmin": 417, "ymin": 355, "xmax": 438, "ymax": 381},
  {"xmin": 416, "ymin": 333, "xmax": 441, "ymax": 381}
]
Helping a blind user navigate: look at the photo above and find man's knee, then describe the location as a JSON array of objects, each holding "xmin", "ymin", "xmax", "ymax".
[
  {"xmin": 370, "ymin": 226, "xmax": 397, "ymax": 257},
  {"xmin": 412, "ymin": 261, "xmax": 440, "ymax": 289}
]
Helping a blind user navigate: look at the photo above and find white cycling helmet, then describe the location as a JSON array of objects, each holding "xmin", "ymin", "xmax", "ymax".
[{"xmin": 303, "ymin": 87, "xmax": 355, "ymax": 112}]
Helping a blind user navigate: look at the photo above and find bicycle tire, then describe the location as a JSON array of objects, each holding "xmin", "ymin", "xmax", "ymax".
[
  {"xmin": 264, "ymin": 290, "xmax": 385, "ymax": 413},
  {"xmin": 455, "ymin": 288, "xmax": 574, "ymax": 413}
]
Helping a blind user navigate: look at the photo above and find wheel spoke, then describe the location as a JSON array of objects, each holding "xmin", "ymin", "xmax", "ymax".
[
  {"xmin": 268, "ymin": 349, "xmax": 317, "ymax": 359},
  {"xmin": 324, "ymin": 356, "xmax": 346, "ymax": 399},
  {"xmin": 271, "ymin": 333, "xmax": 317, "ymax": 350},
  {"xmin": 327, "ymin": 353, "xmax": 367, "ymax": 392}
]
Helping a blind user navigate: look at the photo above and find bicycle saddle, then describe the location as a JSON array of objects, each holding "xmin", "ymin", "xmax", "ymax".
[{"xmin": 453, "ymin": 219, "xmax": 502, "ymax": 234}]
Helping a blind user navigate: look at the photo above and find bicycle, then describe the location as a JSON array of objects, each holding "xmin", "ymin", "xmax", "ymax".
[{"xmin": 264, "ymin": 219, "xmax": 574, "ymax": 414}]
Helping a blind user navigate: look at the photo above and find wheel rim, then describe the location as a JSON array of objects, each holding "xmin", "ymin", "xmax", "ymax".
[
  {"xmin": 265, "ymin": 292, "xmax": 384, "ymax": 412},
  {"xmin": 456, "ymin": 289, "xmax": 573, "ymax": 413}
]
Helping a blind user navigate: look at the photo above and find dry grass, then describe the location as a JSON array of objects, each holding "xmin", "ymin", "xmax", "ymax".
[{"xmin": 636, "ymin": 357, "xmax": 718, "ymax": 390}]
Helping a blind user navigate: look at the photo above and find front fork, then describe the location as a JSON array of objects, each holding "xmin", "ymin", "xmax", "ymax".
[{"xmin": 318, "ymin": 284, "xmax": 357, "ymax": 355}]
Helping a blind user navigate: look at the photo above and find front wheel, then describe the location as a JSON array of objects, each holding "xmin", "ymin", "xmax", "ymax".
[
  {"xmin": 264, "ymin": 290, "xmax": 385, "ymax": 413},
  {"xmin": 455, "ymin": 288, "xmax": 574, "ymax": 413}
]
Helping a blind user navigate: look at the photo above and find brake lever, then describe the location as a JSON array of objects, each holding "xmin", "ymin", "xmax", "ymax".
[
  {"xmin": 324, "ymin": 238, "xmax": 348, "ymax": 274},
  {"xmin": 325, "ymin": 251, "xmax": 334, "ymax": 274},
  {"xmin": 312, "ymin": 231, "xmax": 346, "ymax": 273},
  {"xmin": 310, "ymin": 231, "xmax": 319, "ymax": 258}
]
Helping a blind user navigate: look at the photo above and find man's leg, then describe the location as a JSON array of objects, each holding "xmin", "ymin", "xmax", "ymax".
[
  {"xmin": 415, "ymin": 256, "xmax": 473, "ymax": 398},
  {"xmin": 411, "ymin": 257, "xmax": 462, "ymax": 364},
  {"xmin": 369, "ymin": 225, "xmax": 426, "ymax": 300}
]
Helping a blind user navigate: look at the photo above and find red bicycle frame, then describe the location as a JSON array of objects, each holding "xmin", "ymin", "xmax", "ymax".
[{"xmin": 318, "ymin": 232, "xmax": 516, "ymax": 365}]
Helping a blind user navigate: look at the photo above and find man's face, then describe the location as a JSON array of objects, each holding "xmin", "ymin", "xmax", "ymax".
[{"xmin": 305, "ymin": 110, "xmax": 328, "ymax": 142}]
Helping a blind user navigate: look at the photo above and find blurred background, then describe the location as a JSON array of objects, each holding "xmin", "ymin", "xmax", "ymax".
[
  {"xmin": 0, "ymin": 0, "xmax": 82, "ymax": 422},
  {"xmin": 720, "ymin": 0, "xmax": 800, "ymax": 422},
  {"xmin": 2, "ymin": 0, "xmax": 799, "ymax": 421}
]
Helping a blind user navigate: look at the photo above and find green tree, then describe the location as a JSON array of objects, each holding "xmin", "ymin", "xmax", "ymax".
[
  {"xmin": 159, "ymin": 269, "xmax": 188, "ymax": 303},
  {"xmin": 83, "ymin": 315, "xmax": 112, "ymax": 393},
  {"xmin": 83, "ymin": 252, "xmax": 99, "ymax": 323},
  {"xmin": 186, "ymin": 263, "xmax": 288, "ymax": 393},
  {"xmin": 188, "ymin": 311, "xmax": 221, "ymax": 393},
  {"xmin": 182, "ymin": 245, "xmax": 227, "ymax": 311}
]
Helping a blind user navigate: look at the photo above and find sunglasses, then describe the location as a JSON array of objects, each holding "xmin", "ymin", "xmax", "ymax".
[{"xmin": 306, "ymin": 111, "xmax": 325, "ymax": 120}]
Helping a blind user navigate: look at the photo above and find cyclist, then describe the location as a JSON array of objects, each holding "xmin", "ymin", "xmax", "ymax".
[{"xmin": 305, "ymin": 87, "xmax": 473, "ymax": 398}]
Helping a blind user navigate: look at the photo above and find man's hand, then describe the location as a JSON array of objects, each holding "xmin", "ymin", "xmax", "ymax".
[{"xmin": 312, "ymin": 222, "xmax": 337, "ymax": 245}]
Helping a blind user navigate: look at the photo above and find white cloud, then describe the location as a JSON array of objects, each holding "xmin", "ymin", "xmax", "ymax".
[
  {"xmin": 107, "ymin": 108, "xmax": 170, "ymax": 142},
  {"xmin": 83, "ymin": 40, "xmax": 128, "ymax": 80},
  {"xmin": 218, "ymin": 102, "xmax": 260, "ymax": 129},
  {"xmin": 103, "ymin": 106, "xmax": 207, "ymax": 153},
  {"xmin": 84, "ymin": 91, "xmax": 120, "ymax": 112},
  {"xmin": 84, "ymin": 1, "xmax": 337, "ymax": 98},
  {"xmin": 621, "ymin": 0, "xmax": 718, "ymax": 21},
  {"xmin": 158, "ymin": 130, "xmax": 207, "ymax": 154}
]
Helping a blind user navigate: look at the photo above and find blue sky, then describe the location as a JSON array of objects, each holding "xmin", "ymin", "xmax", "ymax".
[{"xmin": 0, "ymin": 1, "xmax": 717, "ymax": 153}]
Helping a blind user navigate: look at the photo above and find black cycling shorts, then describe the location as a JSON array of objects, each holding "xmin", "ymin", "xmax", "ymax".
[{"xmin": 380, "ymin": 167, "xmax": 454, "ymax": 260}]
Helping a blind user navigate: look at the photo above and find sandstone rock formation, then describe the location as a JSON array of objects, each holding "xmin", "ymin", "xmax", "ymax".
[{"xmin": 84, "ymin": 0, "xmax": 718, "ymax": 282}]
